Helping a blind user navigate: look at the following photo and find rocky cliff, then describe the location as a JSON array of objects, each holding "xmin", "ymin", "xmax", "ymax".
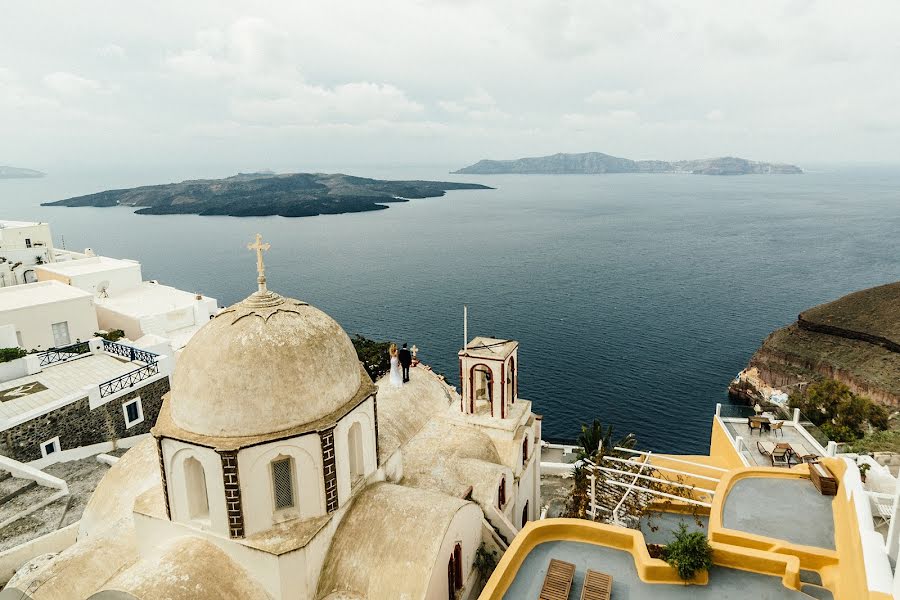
[
  {"xmin": 733, "ymin": 282, "xmax": 900, "ymax": 406},
  {"xmin": 453, "ymin": 152, "xmax": 802, "ymax": 175}
]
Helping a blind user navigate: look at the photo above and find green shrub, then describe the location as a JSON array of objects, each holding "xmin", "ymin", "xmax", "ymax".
[
  {"xmin": 95, "ymin": 329, "xmax": 126, "ymax": 342},
  {"xmin": 664, "ymin": 522, "xmax": 713, "ymax": 581},
  {"xmin": 474, "ymin": 543, "xmax": 498, "ymax": 584},
  {"xmin": 0, "ymin": 347, "xmax": 27, "ymax": 363}
]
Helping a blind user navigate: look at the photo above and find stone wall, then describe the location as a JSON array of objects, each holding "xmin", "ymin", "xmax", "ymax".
[{"xmin": 0, "ymin": 376, "xmax": 170, "ymax": 462}]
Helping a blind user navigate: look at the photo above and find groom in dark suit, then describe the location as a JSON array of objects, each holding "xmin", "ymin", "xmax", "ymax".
[{"xmin": 399, "ymin": 343, "xmax": 412, "ymax": 383}]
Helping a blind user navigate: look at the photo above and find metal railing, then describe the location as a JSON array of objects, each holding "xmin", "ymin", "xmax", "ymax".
[
  {"xmin": 101, "ymin": 339, "xmax": 157, "ymax": 364},
  {"xmin": 99, "ymin": 362, "xmax": 159, "ymax": 398},
  {"xmin": 37, "ymin": 341, "xmax": 91, "ymax": 367}
]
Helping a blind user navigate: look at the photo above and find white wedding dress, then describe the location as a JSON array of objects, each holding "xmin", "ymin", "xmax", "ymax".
[{"xmin": 389, "ymin": 355, "xmax": 403, "ymax": 387}]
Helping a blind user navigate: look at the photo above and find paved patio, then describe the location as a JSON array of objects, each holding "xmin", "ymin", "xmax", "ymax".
[
  {"xmin": 722, "ymin": 477, "xmax": 835, "ymax": 549},
  {"xmin": 724, "ymin": 421, "xmax": 823, "ymax": 467},
  {"xmin": 503, "ymin": 540, "xmax": 813, "ymax": 599}
]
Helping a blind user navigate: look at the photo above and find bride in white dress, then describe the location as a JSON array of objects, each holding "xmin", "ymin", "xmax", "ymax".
[{"xmin": 389, "ymin": 343, "xmax": 403, "ymax": 388}]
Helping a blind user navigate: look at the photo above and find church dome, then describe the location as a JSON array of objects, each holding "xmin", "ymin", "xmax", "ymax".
[{"xmin": 169, "ymin": 286, "xmax": 363, "ymax": 438}]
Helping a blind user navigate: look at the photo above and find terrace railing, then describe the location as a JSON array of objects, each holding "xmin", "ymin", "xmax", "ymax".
[
  {"xmin": 37, "ymin": 341, "xmax": 91, "ymax": 367},
  {"xmin": 101, "ymin": 339, "xmax": 158, "ymax": 364},
  {"xmin": 99, "ymin": 362, "xmax": 160, "ymax": 398}
]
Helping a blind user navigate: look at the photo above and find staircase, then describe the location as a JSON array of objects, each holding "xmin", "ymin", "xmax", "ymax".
[
  {"xmin": 798, "ymin": 570, "xmax": 833, "ymax": 600},
  {"xmin": 0, "ymin": 462, "xmax": 70, "ymax": 552}
]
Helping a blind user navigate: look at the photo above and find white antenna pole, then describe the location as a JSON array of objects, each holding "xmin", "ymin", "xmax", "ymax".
[{"xmin": 463, "ymin": 304, "xmax": 468, "ymax": 349}]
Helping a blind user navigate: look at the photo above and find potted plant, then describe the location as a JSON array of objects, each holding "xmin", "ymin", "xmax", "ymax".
[
  {"xmin": 665, "ymin": 523, "xmax": 713, "ymax": 583},
  {"xmin": 859, "ymin": 462, "xmax": 871, "ymax": 483}
]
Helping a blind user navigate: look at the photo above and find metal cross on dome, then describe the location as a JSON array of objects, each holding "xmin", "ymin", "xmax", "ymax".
[{"xmin": 247, "ymin": 233, "xmax": 271, "ymax": 292}]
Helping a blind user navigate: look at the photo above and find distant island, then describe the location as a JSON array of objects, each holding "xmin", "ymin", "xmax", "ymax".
[
  {"xmin": 453, "ymin": 152, "xmax": 802, "ymax": 175},
  {"xmin": 0, "ymin": 166, "xmax": 45, "ymax": 179},
  {"xmin": 43, "ymin": 172, "xmax": 492, "ymax": 218}
]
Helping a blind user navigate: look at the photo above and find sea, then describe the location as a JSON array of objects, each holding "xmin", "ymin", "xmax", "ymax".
[{"xmin": 1, "ymin": 165, "xmax": 898, "ymax": 454}]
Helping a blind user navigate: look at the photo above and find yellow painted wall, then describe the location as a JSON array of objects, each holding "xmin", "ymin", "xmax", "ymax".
[
  {"xmin": 708, "ymin": 417, "xmax": 747, "ymax": 469},
  {"xmin": 480, "ymin": 417, "xmax": 893, "ymax": 600}
]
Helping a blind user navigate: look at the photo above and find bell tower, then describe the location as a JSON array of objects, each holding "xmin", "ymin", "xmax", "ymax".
[{"xmin": 457, "ymin": 337, "xmax": 518, "ymax": 418}]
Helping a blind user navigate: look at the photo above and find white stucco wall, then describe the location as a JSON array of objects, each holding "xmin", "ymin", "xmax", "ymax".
[
  {"xmin": 0, "ymin": 292, "xmax": 98, "ymax": 350},
  {"xmin": 36, "ymin": 258, "xmax": 142, "ymax": 296},
  {"xmin": 237, "ymin": 433, "xmax": 327, "ymax": 536},
  {"xmin": 160, "ymin": 438, "xmax": 229, "ymax": 537},
  {"xmin": 94, "ymin": 304, "xmax": 144, "ymax": 340},
  {"xmin": 424, "ymin": 503, "xmax": 484, "ymax": 600},
  {"xmin": 332, "ymin": 398, "xmax": 377, "ymax": 505}
]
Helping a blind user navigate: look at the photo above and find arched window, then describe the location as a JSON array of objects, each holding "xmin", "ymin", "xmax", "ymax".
[
  {"xmin": 448, "ymin": 542, "xmax": 463, "ymax": 598},
  {"xmin": 472, "ymin": 365, "xmax": 492, "ymax": 403},
  {"xmin": 348, "ymin": 422, "xmax": 364, "ymax": 484},
  {"xmin": 184, "ymin": 457, "xmax": 209, "ymax": 521},
  {"xmin": 507, "ymin": 357, "xmax": 516, "ymax": 403},
  {"xmin": 498, "ymin": 476, "xmax": 506, "ymax": 509},
  {"xmin": 522, "ymin": 501, "xmax": 529, "ymax": 528},
  {"xmin": 271, "ymin": 457, "xmax": 295, "ymax": 511},
  {"xmin": 522, "ymin": 436, "xmax": 529, "ymax": 467}
]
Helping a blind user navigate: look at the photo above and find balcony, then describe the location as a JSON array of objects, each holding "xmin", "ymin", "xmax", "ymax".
[{"xmin": 716, "ymin": 403, "xmax": 834, "ymax": 468}]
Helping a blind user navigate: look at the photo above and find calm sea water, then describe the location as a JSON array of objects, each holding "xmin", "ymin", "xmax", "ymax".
[{"xmin": 1, "ymin": 165, "xmax": 898, "ymax": 454}]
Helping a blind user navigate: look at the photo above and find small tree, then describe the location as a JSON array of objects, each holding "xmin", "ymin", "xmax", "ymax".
[
  {"xmin": 664, "ymin": 522, "xmax": 713, "ymax": 582},
  {"xmin": 576, "ymin": 419, "xmax": 636, "ymax": 462},
  {"xmin": 350, "ymin": 335, "xmax": 392, "ymax": 380},
  {"xmin": 790, "ymin": 379, "xmax": 888, "ymax": 442}
]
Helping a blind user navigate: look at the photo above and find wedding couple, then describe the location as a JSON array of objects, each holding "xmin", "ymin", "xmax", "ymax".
[{"xmin": 389, "ymin": 343, "xmax": 412, "ymax": 388}]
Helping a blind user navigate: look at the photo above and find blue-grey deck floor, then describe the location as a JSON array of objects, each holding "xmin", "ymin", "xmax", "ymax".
[
  {"xmin": 503, "ymin": 541, "xmax": 814, "ymax": 599},
  {"xmin": 722, "ymin": 477, "xmax": 835, "ymax": 550}
]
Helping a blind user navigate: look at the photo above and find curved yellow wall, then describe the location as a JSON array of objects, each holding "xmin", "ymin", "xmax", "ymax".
[{"xmin": 480, "ymin": 456, "xmax": 893, "ymax": 600}]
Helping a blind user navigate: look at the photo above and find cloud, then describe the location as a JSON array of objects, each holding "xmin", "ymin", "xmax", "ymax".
[
  {"xmin": 438, "ymin": 88, "xmax": 509, "ymax": 120},
  {"xmin": 97, "ymin": 44, "xmax": 126, "ymax": 60},
  {"xmin": 230, "ymin": 81, "xmax": 424, "ymax": 125},
  {"xmin": 43, "ymin": 72, "xmax": 116, "ymax": 95},
  {"xmin": 2, "ymin": 1, "xmax": 900, "ymax": 168},
  {"xmin": 585, "ymin": 89, "xmax": 647, "ymax": 107}
]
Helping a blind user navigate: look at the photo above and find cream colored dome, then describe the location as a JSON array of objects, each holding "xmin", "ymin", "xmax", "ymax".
[{"xmin": 170, "ymin": 288, "xmax": 363, "ymax": 438}]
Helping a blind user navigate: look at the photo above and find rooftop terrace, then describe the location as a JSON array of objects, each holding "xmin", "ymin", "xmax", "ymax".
[
  {"xmin": 722, "ymin": 477, "xmax": 834, "ymax": 550},
  {"xmin": 502, "ymin": 540, "xmax": 812, "ymax": 600}
]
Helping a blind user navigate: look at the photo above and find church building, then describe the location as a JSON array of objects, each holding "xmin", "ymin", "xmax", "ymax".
[{"xmin": 0, "ymin": 235, "xmax": 542, "ymax": 600}]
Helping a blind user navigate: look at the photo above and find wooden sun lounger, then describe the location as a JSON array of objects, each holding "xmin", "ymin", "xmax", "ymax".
[
  {"xmin": 539, "ymin": 558, "xmax": 575, "ymax": 600},
  {"xmin": 581, "ymin": 569, "xmax": 613, "ymax": 600}
]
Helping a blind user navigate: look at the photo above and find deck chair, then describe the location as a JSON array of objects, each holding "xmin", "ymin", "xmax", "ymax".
[
  {"xmin": 757, "ymin": 441, "xmax": 790, "ymax": 467},
  {"xmin": 869, "ymin": 492, "xmax": 894, "ymax": 527},
  {"xmin": 581, "ymin": 569, "xmax": 613, "ymax": 600},
  {"xmin": 789, "ymin": 441, "xmax": 817, "ymax": 463},
  {"xmin": 539, "ymin": 559, "xmax": 575, "ymax": 600}
]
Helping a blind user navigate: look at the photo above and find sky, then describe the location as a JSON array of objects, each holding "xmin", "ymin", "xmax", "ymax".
[{"xmin": 2, "ymin": 1, "xmax": 899, "ymax": 173}]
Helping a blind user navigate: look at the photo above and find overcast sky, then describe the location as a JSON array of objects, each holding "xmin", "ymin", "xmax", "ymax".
[{"xmin": 2, "ymin": 1, "xmax": 899, "ymax": 172}]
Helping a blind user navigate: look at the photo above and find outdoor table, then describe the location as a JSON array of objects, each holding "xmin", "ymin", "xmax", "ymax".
[{"xmin": 749, "ymin": 415, "xmax": 772, "ymax": 432}]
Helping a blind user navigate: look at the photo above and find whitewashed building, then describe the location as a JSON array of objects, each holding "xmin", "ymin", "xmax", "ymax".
[
  {"xmin": 0, "ymin": 221, "xmax": 55, "ymax": 287},
  {"xmin": 0, "ymin": 240, "xmax": 542, "ymax": 600},
  {"xmin": 0, "ymin": 281, "xmax": 98, "ymax": 351},
  {"xmin": 36, "ymin": 255, "xmax": 218, "ymax": 354}
]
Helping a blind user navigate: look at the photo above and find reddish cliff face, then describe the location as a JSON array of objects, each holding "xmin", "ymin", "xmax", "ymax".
[{"xmin": 736, "ymin": 282, "xmax": 900, "ymax": 407}]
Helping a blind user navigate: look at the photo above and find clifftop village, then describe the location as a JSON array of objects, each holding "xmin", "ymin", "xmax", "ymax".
[{"xmin": 0, "ymin": 219, "xmax": 898, "ymax": 600}]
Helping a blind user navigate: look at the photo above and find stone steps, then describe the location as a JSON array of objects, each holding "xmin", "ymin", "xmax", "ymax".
[
  {"xmin": 0, "ymin": 478, "xmax": 59, "ymax": 525},
  {"xmin": 0, "ymin": 471, "xmax": 38, "ymax": 507}
]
